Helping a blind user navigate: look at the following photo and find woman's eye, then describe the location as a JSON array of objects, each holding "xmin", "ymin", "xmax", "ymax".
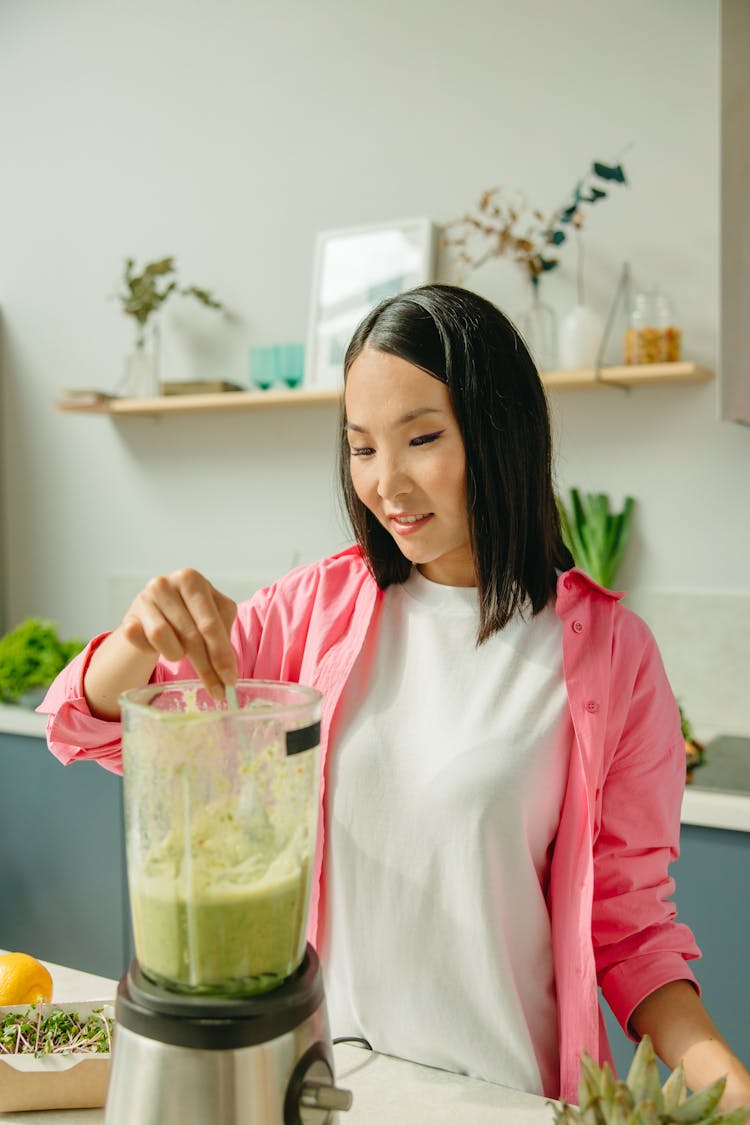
[
  {"xmin": 349, "ymin": 445, "xmax": 374, "ymax": 457},
  {"xmin": 410, "ymin": 430, "xmax": 444, "ymax": 447}
]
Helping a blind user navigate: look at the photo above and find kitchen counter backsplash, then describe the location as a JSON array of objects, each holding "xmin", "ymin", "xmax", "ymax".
[{"xmin": 625, "ymin": 587, "xmax": 750, "ymax": 740}]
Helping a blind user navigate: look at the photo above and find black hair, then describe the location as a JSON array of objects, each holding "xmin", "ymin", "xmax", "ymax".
[{"xmin": 338, "ymin": 283, "xmax": 573, "ymax": 642}]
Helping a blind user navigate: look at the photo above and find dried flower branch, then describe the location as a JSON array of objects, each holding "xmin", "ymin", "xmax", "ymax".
[
  {"xmin": 442, "ymin": 189, "xmax": 558, "ymax": 288},
  {"xmin": 443, "ymin": 159, "xmax": 628, "ymax": 297}
]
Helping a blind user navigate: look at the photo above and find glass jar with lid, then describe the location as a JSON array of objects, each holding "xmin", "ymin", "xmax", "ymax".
[{"xmin": 623, "ymin": 285, "xmax": 682, "ymax": 364}]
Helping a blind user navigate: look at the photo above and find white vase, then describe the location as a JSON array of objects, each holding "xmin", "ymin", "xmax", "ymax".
[{"xmin": 558, "ymin": 305, "xmax": 605, "ymax": 371}]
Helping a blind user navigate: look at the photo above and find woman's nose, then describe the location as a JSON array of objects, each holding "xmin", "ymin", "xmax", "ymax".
[{"xmin": 376, "ymin": 454, "xmax": 410, "ymax": 501}]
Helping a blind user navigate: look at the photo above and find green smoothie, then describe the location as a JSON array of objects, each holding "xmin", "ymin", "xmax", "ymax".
[{"xmin": 130, "ymin": 797, "xmax": 311, "ymax": 995}]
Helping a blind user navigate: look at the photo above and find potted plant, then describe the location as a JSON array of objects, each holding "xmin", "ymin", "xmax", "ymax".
[
  {"xmin": 0, "ymin": 618, "xmax": 85, "ymax": 708},
  {"xmin": 556, "ymin": 487, "xmax": 635, "ymax": 589},
  {"xmin": 116, "ymin": 256, "xmax": 226, "ymax": 397}
]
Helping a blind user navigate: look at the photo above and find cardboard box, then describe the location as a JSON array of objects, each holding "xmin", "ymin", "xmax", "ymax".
[{"xmin": 0, "ymin": 1000, "xmax": 113, "ymax": 1112}]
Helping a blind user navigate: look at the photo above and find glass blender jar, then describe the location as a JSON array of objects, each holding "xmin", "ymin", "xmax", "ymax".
[
  {"xmin": 108, "ymin": 680, "xmax": 352, "ymax": 1125},
  {"xmin": 120, "ymin": 679, "xmax": 322, "ymax": 997}
]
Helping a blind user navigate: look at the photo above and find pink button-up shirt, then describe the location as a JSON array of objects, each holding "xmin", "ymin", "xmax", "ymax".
[{"xmin": 40, "ymin": 548, "xmax": 700, "ymax": 1101}]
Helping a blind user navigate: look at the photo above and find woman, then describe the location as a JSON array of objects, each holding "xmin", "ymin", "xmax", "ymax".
[{"xmin": 41, "ymin": 285, "xmax": 750, "ymax": 1106}]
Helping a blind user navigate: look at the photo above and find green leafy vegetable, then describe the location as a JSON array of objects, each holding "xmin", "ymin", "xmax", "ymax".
[
  {"xmin": 557, "ymin": 488, "xmax": 635, "ymax": 589},
  {"xmin": 0, "ymin": 1006, "xmax": 113, "ymax": 1056},
  {"xmin": 0, "ymin": 618, "xmax": 85, "ymax": 703}
]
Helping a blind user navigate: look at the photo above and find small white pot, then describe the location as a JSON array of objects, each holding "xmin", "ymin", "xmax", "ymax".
[{"xmin": 558, "ymin": 305, "xmax": 605, "ymax": 371}]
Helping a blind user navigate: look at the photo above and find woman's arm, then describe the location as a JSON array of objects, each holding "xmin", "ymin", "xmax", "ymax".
[
  {"xmin": 84, "ymin": 568, "xmax": 237, "ymax": 719},
  {"xmin": 588, "ymin": 612, "xmax": 748, "ymax": 1107},
  {"xmin": 631, "ymin": 980, "xmax": 750, "ymax": 1111}
]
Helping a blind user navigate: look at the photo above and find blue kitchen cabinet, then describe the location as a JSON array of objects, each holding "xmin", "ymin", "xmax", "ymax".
[{"xmin": 0, "ymin": 729, "xmax": 132, "ymax": 980}]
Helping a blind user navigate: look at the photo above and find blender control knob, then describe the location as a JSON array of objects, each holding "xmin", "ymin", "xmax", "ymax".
[
  {"xmin": 300, "ymin": 1081, "xmax": 353, "ymax": 1113},
  {"xmin": 287, "ymin": 1053, "xmax": 353, "ymax": 1124}
]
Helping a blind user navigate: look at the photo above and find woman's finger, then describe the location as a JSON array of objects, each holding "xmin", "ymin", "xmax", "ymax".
[
  {"xmin": 119, "ymin": 570, "xmax": 236, "ymax": 698},
  {"xmin": 165, "ymin": 570, "xmax": 238, "ymax": 691}
]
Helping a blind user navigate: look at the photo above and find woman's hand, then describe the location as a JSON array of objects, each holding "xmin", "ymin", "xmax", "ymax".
[
  {"xmin": 120, "ymin": 569, "xmax": 238, "ymax": 689},
  {"xmin": 84, "ymin": 569, "xmax": 238, "ymax": 719},
  {"xmin": 631, "ymin": 980, "xmax": 750, "ymax": 1111}
]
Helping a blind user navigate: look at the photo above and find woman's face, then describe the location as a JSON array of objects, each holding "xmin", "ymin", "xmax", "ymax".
[{"xmin": 345, "ymin": 345, "xmax": 475, "ymax": 587}]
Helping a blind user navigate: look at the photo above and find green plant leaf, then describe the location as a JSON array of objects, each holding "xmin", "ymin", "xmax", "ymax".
[
  {"xmin": 593, "ymin": 160, "xmax": 627, "ymax": 183},
  {"xmin": 180, "ymin": 285, "xmax": 225, "ymax": 311},
  {"xmin": 117, "ymin": 257, "xmax": 225, "ymax": 328},
  {"xmin": 556, "ymin": 489, "xmax": 635, "ymax": 588}
]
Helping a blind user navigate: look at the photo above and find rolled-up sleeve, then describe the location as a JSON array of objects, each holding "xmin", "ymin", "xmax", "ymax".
[
  {"xmin": 592, "ymin": 624, "xmax": 701, "ymax": 1037},
  {"xmin": 37, "ymin": 632, "xmax": 128, "ymax": 773}
]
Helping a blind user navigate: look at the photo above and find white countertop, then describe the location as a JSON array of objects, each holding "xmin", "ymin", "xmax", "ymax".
[
  {"xmin": 3, "ymin": 704, "xmax": 749, "ymax": 833},
  {"xmin": 0, "ymin": 957, "xmax": 554, "ymax": 1124},
  {"xmin": 680, "ymin": 786, "xmax": 750, "ymax": 832},
  {"xmin": 0, "ymin": 703, "xmax": 47, "ymax": 738}
]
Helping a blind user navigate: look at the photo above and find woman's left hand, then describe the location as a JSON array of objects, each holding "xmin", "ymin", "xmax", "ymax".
[{"xmin": 631, "ymin": 980, "xmax": 750, "ymax": 1111}]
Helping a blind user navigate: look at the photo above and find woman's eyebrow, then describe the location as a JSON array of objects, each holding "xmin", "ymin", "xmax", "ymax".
[{"xmin": 346, "ymin": 407, "xmax": 445, "ymax": 433}]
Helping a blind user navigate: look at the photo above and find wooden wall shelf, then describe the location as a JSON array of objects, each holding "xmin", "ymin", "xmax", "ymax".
[
  {"xmin": 542, "ymin": 361, "xmax": 714, "ymax": 390},
  {"xmin": 55, "ymin": 363, "xmax": 714, "ymax": 416}
]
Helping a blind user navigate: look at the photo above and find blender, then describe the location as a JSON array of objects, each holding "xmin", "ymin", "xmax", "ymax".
[{"xmin": 105, "ymin": 679, "xmax": 352, "ymax": 1125}]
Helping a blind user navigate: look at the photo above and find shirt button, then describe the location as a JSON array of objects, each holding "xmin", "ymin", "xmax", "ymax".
[
  {"xmin": 585, "ymin": 700, "xmax": 600, "ymax": 714},
  {"xmin": 572, "ymin": 620, "xmax": 584, "ymax": 633}
]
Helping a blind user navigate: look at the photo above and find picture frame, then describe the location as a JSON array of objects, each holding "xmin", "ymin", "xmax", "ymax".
[{"xmin": 304, "ymin": 217, "xmax": 437, "ymax": 390}]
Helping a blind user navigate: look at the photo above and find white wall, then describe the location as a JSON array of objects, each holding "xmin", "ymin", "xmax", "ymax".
[{"xmin": 1, "ymin": 0, "xmax": 748, "ymax": 732}]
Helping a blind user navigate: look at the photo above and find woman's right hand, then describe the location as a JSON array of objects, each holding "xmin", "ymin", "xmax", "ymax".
[{"xmin": 84, "ymin": 568, "xmax": 238, "ymax": 719}]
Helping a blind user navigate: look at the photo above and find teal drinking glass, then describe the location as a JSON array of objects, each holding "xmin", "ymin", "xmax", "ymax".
[
  {"xmin": 278, "ymin": 343, "xmax": 305, "ymax": 390},
  {"xmin": 250, "ymin": 346, "xmax": 279, "ymax": 391}
]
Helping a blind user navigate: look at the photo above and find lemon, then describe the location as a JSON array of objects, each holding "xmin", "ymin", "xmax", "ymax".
[{"xmin": 0, "ymin": 952, "xmax": 54, "ymax": 1005}]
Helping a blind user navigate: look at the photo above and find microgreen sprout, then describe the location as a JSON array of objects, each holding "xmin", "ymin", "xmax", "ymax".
[{"xmin": 0, "ymin": 1005, "xmax": 113, "ymax": 1057}]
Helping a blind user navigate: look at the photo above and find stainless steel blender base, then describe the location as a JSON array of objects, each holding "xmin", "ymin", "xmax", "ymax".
[
  {"xmin": 105, "ymin": 1007, "xmax": 344, "ymax": 1125},
  {"xmin": 104, "ymin": 949, "xmax": 352, "ymax": 1125}
]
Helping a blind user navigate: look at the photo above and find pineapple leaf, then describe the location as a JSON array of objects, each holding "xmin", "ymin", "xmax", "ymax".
[
  {"xmin": 661, "ymin": 1061, "xmax": 688, "ymax": 1114},
  {"xmin": 626, "ymin": 1037, "xmax": 664, "ymax": 1113},
  {"xmin": 599, "ymin": 1060, "xmax": 617, "ymax": 1111},
  {"xmin": 551, "ymin": 1103, "xmax": 581, "ymax": 1123},
  {"xmin": 611, "ymin": 1084, "xmax": 636, "ymax": 1124},
  {"xmin": 668, "ymin": 1076, "xmax": 726, "ymax": 1123},
  {"xmin": 580, "ymin": 1102, "xmax": 607, "ymax": 1125},
  {"xmin": 630, "ymin": 1099, "xmax": 660, "ymax": 1125},
  {"xmin": 579, "ymin": 1053, "xmax": 604, "ymax": 1110},
  {"xmin": 701, "ymin": 1108, "xmax": 750, "ymax": 1125}
]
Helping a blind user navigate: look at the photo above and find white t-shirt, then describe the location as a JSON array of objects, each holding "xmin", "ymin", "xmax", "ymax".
[{"xmin": 320, "ymin": 567, "xmax": 572, "ymax": 1096}]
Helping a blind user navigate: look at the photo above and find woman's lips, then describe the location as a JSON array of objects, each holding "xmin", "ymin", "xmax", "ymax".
[{"xmin": 389, "ymin": 513, "xmax": 433, "ymax": 535}]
